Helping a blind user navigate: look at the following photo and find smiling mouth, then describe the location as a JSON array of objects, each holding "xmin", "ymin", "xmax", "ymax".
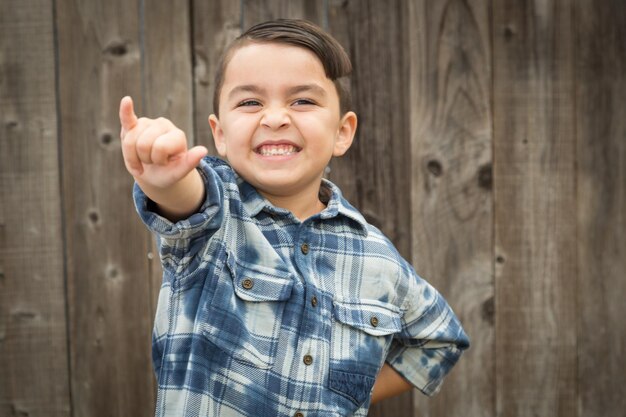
[{"xmin": 255, "ymin": 144, "xmax": 301, "ymax": 156}]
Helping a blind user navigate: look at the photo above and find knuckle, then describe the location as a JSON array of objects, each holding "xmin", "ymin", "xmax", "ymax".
[
  {"xmin": 173, "ymin": 129, "xmax": 186, "ymax": 142},
  {"xmin": 135, "ymin": 138, "xmax": 152, "ymax": 154},
  {"xmin": 152, "ymin": 139, "xmax": 167, "ymax": 153}
]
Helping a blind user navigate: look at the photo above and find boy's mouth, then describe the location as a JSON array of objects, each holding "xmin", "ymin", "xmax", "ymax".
[{"xmin": 255, "ymin": 143, "xmax": 301, "ymax": 156}]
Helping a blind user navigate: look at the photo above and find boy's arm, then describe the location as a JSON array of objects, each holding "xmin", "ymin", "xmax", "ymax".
[
  {"xmin": 119, "ymin": 96, "xmax": 208, "ymax": 221},
  {"xmin": 370, "ymin": 363, "xmax": 412, "ymax": 405}
]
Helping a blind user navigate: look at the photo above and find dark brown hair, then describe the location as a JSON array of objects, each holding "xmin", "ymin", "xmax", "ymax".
[{"xmin": 212, "ymin": 19, "xmax": 352, "ymax": 117}]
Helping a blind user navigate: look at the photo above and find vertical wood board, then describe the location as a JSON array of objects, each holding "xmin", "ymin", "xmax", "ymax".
[
  {"xmin": 192, "ymin": 0, "xmax": 242, "ymax": 152},
  {"xmin": 493, "ymin": 1, "xmax": 578, "ymax": 416},
  {"xmin": 409, "ymin": 0, "xmax": 494, "ymax": 416},
  {"xmin": 576, "ymin": 1, "xmax": 626, "ymax": 416},
  {"xmin": 0, "ymin": 1, "xmax": 71, "ymax": 415},
  {"xmin": 242, "ymin": 0, "xmax": 326, "ymax": 29},
  {"xmin": 328, "ymin": 0, "xmax": 413, "ymax": 259},
  {"xmin": 56, "ymin": 0, "xmax": 155, "ymax": 415}
]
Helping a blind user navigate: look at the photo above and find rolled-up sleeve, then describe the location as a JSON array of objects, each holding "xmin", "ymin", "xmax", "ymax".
[
  {"xmin": 386, "ymin": 272, "xmax": 470, "ymax": 396},
  {"xmin": 133, "ymin": 157, "xmax": 225, "ymax": 273}
]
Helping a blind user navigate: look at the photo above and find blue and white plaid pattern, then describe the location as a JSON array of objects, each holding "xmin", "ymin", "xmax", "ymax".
[{"xmin": 134, "ymin": 157, "xmax": 469, "ymax": 417}]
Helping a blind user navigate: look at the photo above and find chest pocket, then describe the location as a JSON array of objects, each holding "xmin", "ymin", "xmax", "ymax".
[
  {"xmin": 200, "ymin": 252, "xmax": 294, "ymax": 369},
  {"xmin": 329, "ymin": 298, "xmax": 403, "ymax": 408}
]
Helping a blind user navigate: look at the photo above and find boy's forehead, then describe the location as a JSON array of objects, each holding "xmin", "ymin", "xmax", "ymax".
[{"xmin": 223, "ymin": 42, "xmax": 328, "ymax": 85}]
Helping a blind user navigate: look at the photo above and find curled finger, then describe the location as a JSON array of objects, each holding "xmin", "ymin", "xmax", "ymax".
[{"xmin": 151, "ymin": 129, "xmax": 188, "ymax": 165}]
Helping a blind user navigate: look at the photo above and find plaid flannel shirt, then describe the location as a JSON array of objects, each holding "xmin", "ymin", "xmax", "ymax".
[{"xmin": 134, "ymin": 156, "xmax": 469, "ymax": 417}]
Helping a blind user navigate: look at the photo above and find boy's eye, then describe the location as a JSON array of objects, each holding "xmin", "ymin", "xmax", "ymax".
[
  {"xmin": 237, "ymin": 100, "xmax": 261, "ymax": 107},
  {"xmin": 292, "ymin": 98, "xmax": 316, "ymax": 106}
]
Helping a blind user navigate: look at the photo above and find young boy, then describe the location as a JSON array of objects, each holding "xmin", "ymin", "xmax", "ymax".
[{"xmin": 119, "ymin": 19, "xmax": 469, "ymax": 417}]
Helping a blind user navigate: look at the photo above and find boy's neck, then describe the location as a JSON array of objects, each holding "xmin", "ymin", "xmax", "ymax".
[{"xmin": 259, "ymin": 183, "xmax": 327, "ymax": 221}]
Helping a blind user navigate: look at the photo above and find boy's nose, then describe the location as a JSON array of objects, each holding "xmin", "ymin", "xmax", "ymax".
[{"xmin": 260, "ymin": 107, "xmax": 290, "ymax": 130}]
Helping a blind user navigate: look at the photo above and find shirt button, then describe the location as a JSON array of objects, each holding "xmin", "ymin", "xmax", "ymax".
[
  {"xmin": 303, "ymin": 354, "xmax": 313, "ymax": 366},
  {"xmin": 311, "ymin": 296, "xmax": 318, "ymax": 307},
  {"xmin": 370, "ymin": 316, "xmax": 379, "ymax": 327},
  {"xmin": 300, "ymin": 243, "xmax": 310, "ymax": 255},
  {"xmin": 241, "ymin": 278, "xmax": 254, "ymax": 290},
  {"xmin": 294, "ymin": 413, "xmax": 304, "ymax": 417}
]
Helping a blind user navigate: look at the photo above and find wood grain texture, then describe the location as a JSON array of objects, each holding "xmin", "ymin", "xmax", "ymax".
[
  {"xmin": 143, "ymin": 0, "xmax": 193, "ymax": 131},
  {"xmin": 328, "ymin": 0, "xmax": 413, "ymax": 259},
  {"xmin": 0, "ymin": 1, "xmax": 71, "ymax": 416},
  {"xmin": 493, "ymin": 1, "xmax": 577, "ymax": 416},
  {"xmin": 408, "ymin": 1, "xmax": 494, "ymax": 416},
  {"xmin": 576, "ymin": 2, "xmax": 626, "ymax": 416},
  {"xmin": 192, "ymin": 0, "xmax": 242, "ymax": 152},
  {"xmin": 4, "ymin": 1, "xmax": 626, "ymax": 416},
  {"xmin": 327, "ymin": 1, "xmax": 414, "ymax": 415},
  {"xmin": 56, "ymin": 1, "xmax": 155, "ymax": 415},
  {"xmin": 242, "ymin": 0, "xmax": 326, "ymax": 29}
]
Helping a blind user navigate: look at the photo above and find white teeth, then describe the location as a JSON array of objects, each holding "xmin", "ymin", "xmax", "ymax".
[{"xmin": 257, "ymin": 145, "xmax": 298, "ymax": 156}]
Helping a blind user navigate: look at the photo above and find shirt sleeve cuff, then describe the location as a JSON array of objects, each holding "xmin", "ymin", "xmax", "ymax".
[
  {"xmin": 385, "ymin": 339, "xmax": 464, "ymax": 396},
  {"xmin": 132, "ymin": 157, "xmax": 224, "ymax": 240}
]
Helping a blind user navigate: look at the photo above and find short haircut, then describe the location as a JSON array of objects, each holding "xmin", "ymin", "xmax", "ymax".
[{"xmin": 212, "ymin": 19, "xmax": 352, "ymax": 117}]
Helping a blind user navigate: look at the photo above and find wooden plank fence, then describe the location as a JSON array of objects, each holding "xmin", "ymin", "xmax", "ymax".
[{"xmin": 1, "ymin": 0, "xmax": 624, "ymax": 416}]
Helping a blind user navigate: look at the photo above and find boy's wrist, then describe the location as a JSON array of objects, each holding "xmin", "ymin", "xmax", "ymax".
[{"xmin": 136, "ymin": 168, "xmax": 206, "ymax": 222}]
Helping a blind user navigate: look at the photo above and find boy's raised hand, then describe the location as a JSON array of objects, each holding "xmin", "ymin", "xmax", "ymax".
[{"xmin": 119, "ymin": 96, "xmax": 208, "ymax": 189}]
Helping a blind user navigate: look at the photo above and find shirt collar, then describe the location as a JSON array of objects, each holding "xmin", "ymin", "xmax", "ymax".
[{"xmin": 236, "ymin": 175, "xmax": 369, "ymax": 237}]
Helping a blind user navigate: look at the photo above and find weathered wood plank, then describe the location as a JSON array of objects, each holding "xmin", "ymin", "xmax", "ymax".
[
  {"xmin": 192, "ymin": 0, "xmax": 242, "ymax": 152},
  {"xmin": 143, "ymin": 1, "xmax": 193, "ymax": 133},
  {"xmin": 242, "ymin": 0, "xmax": 326, "ymax": 29},
  {"xmin": 408, "ymin": 0, "xmax": 494, "ymax": 416},
  {"xmin": 327, "ymin": 1, "xmax": 414, "ymax": 415},
  {"xmin": 56, "ymin": 1, "xmax": 155, "ymax": 415},
  {"xmin": 328, "ymin": 0, "xmax": 412, "ymax": 259},
  {"xmin": 493, "ymin": 1, "xmax": 577, "ymax": 416},
  {"xmin": 0, "ymin": 1, "xmax": 71, "ymax": 416},
  {"xmin": 576, "ymin": 2, "xmax": 626, "ymax": 416}
]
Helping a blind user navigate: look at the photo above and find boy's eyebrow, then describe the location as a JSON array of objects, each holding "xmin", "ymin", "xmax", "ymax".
[
  {"xmin": 227, "ymin": 85, "xmax": 265, "ymax": 100},
  {"xmin": 285, "ymin": 83, "xmax": 327, "ymax": 97}
]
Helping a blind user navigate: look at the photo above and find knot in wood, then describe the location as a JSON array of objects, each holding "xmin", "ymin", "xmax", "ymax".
[
  {"xmin": 482, "ymin": 297, "xmax": 495, "ymax": 325},
  {"xmin": 503, "ymin": 25, "xmax": 516, "ymax": 41},
  {"xmin": 427, "ymin": 159, "xmax": 443, "ymax": 177},
  {"xmin": 104, "ymin": 40, "xmax": 128, "ymax": 56},
  {"xmin": 478, "ymin": 164, "xmax": 493, "ymax": 190}
]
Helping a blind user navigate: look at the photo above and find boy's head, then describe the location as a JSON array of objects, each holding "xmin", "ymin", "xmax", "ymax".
[
  {"xmin": 212, "ymin": 19, "xmax": 352, "ymax": 117},
  {"xmin": 207, "ymin": 19, "xmax": 358, "ymax": 208}
]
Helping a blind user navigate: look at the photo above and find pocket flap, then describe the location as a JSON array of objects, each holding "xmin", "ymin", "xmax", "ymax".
[
  {"xmin": 227, "ymin": 255, "xmax": 294, "ymax": 302},
  {"xmin": 333, "ymin": 298, "xmax": 403, "ymax": 336}
]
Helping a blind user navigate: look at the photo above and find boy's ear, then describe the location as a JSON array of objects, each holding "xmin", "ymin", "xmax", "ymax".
[
  {"xmin": 208, "ymin": 114, "xmax": 227, "ymax": 157},
  {"xmin": 333, "ymin": 111, "xmax": 357, "ymax": 157}
]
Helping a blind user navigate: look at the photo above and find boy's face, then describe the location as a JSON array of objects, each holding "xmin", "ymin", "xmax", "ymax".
[{"xmin": 209, "ymin": 42, "xmax": 356, "ymax": 202}]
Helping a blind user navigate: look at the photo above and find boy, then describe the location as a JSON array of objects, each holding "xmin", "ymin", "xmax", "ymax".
[{"xmin": 119, "ymin": 19, "xmax": 468, "ymax": 417}]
